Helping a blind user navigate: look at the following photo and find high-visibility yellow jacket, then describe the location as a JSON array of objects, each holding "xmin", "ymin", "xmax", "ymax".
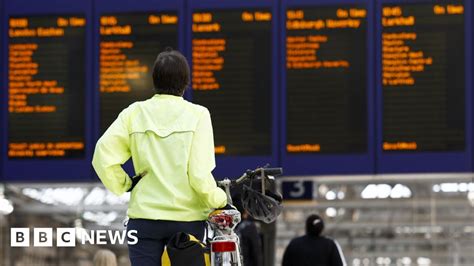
[{"xmin": 92, "ymin": 94, "xmax": 227, "ymax": 221}]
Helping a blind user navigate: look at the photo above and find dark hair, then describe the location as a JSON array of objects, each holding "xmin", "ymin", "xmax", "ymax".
[
  {"xmin": 306, "ymin": 214, "xmax": 324, "ymax": 236},
  {"xmin": 152, "ymin": 48, "xmax": 190, "ymax": 96}
]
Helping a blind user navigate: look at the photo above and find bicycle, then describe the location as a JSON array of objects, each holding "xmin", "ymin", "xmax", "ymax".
[{"xmin": 206, "ymin": 166, "xmax": 283, "ymax": 266}]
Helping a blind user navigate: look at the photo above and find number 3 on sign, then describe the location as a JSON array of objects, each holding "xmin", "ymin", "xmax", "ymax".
[
  {"xmin": 282, "ymin": 181, "xmax": 313, "ymax": 201},
  {"xmin": 290, "ymin": 181, "xmax": 305, "ymax": 198}
]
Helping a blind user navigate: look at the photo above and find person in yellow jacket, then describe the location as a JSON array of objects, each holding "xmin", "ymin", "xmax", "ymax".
[{"xmin": 92, "ymin": 48, "xmax": 227, "ymax": 266}]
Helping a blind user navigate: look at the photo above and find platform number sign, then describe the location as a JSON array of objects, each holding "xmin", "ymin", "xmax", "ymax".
[{"xmin": 282, "ymin": 180, "xmax": 313, "ymax": 201}]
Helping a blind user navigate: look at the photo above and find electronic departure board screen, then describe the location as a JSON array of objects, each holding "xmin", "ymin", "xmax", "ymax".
[
  {"xmin": 382, "ymin": 2, "xmax": 465, "ymax": 152},
  {"xmin": 8, "ymin": 15, "xmax": 86, "ymax": 159},
  {"xmin": 99, "ymin": 12, "xmax": 178, "ymax": 132},
  {"xmin": 286, "ymin": 6, "xmax": 368, "ymax": 154},
  {"xmin": 192, "ymin": 9, "xmax": 272, "ymax": 156}
]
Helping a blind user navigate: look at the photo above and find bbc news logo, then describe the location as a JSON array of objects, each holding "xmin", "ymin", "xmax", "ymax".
[{"xmin": 11, "ymin": 228, "xmax": 138, "ymax": 247}]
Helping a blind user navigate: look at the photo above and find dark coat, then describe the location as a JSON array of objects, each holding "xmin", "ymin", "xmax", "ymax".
[
  {"xmin": 282, "ymin": 235, "xmax": 346, "ymax": 266},
  {"xmin": 236, "ymin": 220, "xmax": 263, "ymax": 266}
]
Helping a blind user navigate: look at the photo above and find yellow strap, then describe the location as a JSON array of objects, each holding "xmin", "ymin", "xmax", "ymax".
[
  {"xmin": 188, "ymin": 234, "xmax": 206, "ymax": 248},
  {"xmin": 204, "ymin": 253, "xmax": 211, "ymax": 266},
  {"xmin": 161, "ymin": 247, "xmax": 171, "ymax": 266},
  {"xmin": 188, "ymin": 234, "xmax": 199, "ymax": 242}
]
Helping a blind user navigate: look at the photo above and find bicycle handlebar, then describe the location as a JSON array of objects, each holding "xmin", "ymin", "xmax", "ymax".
[
  {"xmin": 260, "ymin": 167, "xmax": 283, "ymax": 176},
  {"xmin": 218, "ymin": 167, "xmax": 283, "ymax": 187}
]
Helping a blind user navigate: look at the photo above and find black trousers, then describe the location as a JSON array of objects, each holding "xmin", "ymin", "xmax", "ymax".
[{"xmin": 127, "ymin": 218, "xmax": 206, "ymax": 266}]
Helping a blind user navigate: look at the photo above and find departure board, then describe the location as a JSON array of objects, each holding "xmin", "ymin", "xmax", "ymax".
[
  {"xmin": 192, "ymin": 9, "xmax": 272, "ymax": 156},
  {"xmin": 99, "ymin": 12, "xmax": 178, "ymax": 132},
  {"xmin": 286, "ymin": 6, "xmax": 368, "ymax": 154},
  {"xmin": 8, "ymin": 15, "xmax": 86, "ymax": 159},
  {"xmin": 382, "ymin": 2, "xmax": 465, "ymax": 152}
]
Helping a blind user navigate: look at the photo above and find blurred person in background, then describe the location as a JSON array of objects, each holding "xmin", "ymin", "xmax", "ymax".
[
  {"xmin": 234, "ymin": 198, "xmax": 263, "ymax": 266},
  {"xmin": 92, "ymin": 48, "xmax": 227, "ymax": 266},
  {"xmin": 93, "ymin": 249, "xmax": 117, "ymax": 266},
  {"xmin": 282, "ymin": 214, "xmax": 346, "ymax": 266}
]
